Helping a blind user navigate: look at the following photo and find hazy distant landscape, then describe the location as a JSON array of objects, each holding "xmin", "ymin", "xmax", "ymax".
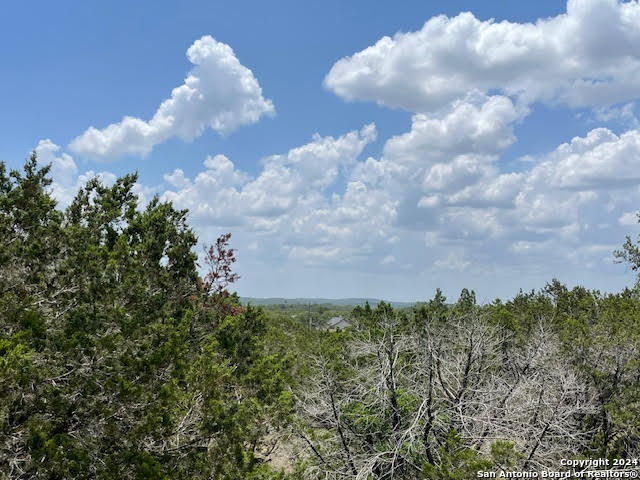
[{"xmin": 240, "ymin": 297, "xmax": 415, "ymax": 308}]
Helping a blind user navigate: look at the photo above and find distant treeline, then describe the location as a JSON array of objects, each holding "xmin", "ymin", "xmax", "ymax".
[{"xmin": 240, "ymin": 297, "xmax": 415, "ymax": 308}]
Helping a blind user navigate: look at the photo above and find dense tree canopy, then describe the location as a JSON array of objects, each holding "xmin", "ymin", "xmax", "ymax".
[
  {"xmin": 1, "ymin": 155, "xmax": 639, "ymax": 479},
  {"xmin": 0, "ymin": 155, "xmax": 293, "ymax": 479}
]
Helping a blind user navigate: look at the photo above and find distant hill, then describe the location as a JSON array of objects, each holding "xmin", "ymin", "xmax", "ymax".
[{"xmin": 239, "ymin": 297, "xmax": 415, "ymax": 308}]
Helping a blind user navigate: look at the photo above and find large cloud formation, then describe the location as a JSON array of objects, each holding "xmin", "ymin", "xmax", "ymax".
[
  {"xmin": 69, "ymin": 36, "xmax": 274, "ymax": 160},
  {"xmin": 162, "ymin": 124, "xmax": 377, "ymax": 227},
  {"xmin": 325, "ymin": 0, "xmax": 640, "ymax": 112},
  {"xmin": 42, "ymin": 1, "xmax": 640, "ymax": 298},
  {"xmin": 151, "ymin": 110, "xmax": 640, "ymax": 293}
]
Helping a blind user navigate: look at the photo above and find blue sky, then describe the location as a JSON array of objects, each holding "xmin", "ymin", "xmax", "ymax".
[{"xmin": 2, "ymin": 0, "xmax": 640, "ymax": 302}]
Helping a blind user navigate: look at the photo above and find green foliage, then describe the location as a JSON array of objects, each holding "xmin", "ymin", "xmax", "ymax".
[
  {"xmin": 452, "ymin": 288, "xmax": 476, "ymax": 316},
  {"xmin": 489, "ymin": 440, "xmax": 523, "ymax": 471},
  {"xmin": 422, "ymin": 431, "xmax": 492, "ymax": 480},
  {"xmin": 0, "ymin": 156, "xmax": 295, "ymax": 479},
  {"xmin": 614, "ymin": 213, "xmax": 640, "ymax": 279}
]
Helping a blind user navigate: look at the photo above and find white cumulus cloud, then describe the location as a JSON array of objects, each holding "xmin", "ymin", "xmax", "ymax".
[
  {"xmin": 69, "ymin": 36, "xmax": 274, "ymax": 160},
  {"xmin": 162, "ymin": 124, "xmax": 377, "ymax": 225},
  {"xmin": 325, "ymin": 0, "xmax": 640, "ymax": 112}
]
